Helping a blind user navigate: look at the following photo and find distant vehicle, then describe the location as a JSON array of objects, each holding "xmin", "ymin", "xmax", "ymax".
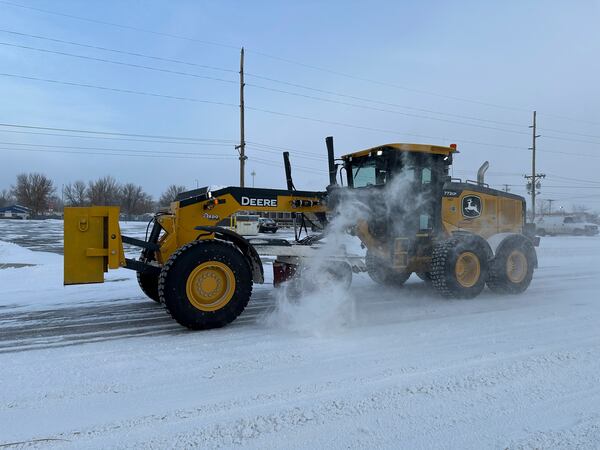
[
  {"xmin": 535, "ymin": 215, "xmax": 599, "ymax": 236},
  {"xmin": 0, "ymin": 205, "xmax": 31, "ymax": 220},
  {"xmin": 258, "ymin": 217, "xmax": 278, "ymax": 233},
  {"xmin": 233, "ymin": 214, "xmax": 260, "ymax": 236}
]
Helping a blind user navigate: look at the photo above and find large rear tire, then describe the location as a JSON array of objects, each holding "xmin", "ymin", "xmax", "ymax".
[
  {"xmin": 487, "ymin": 238, "xmax": 535, "ymax": 295},
  {"xmin": 430, "ymin": 236, "xmax": 490, "ymax": 299},
  {"xmin": 158, "ymin": 240, "xmax": 253, "ymax": 330},
  {"xmin": 365, "ymin": 250, "xmax": 411, "ymax": 287}
]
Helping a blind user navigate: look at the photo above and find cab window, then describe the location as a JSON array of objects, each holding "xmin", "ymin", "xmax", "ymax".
[{"xmin": 351, "ymin": 157, "xmax": 387, "ymax": 187}]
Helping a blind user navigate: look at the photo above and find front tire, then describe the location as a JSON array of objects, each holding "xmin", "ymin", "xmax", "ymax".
[
  {"xmin": 365, "ymin": 250, "xmax": 411, "ymax": 287},
  {"xmin": 430, "ymin": 236, "xmax": 490, "ymax": 299},
  {"xmin": 158, "ymin": 240, "xmax": 253, "ymax": 330}
]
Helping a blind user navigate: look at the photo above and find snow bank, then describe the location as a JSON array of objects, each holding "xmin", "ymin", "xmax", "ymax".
[
  {"xmin": 0, "ymin": 240, "xmax": 142, "ymax": 310},
  {"xmin": 0, "ymin": 240, "xmax": 60, "ymax": 265}
]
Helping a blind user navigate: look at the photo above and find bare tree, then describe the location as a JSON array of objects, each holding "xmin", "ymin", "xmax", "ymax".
[
  {"xmin": 63, "ymin": 180, "xmax": 88, "ymax": 206},
  {"xmin": 120, "ymin": 183, "xmax": 153, "ymax": 220},
  {"xmin": 11, "ymin": 173, "xmax": 55, "ymax": 216},
  {"xmin": 159, "ymin": 184, "xmax": 187, "ymax": 206},
  {"xmin": 48, "ymin": 194, "xmax": 63, "ymax": 213},
  {"xmin": 87, "ymin": 176, "xmax": 121, "ymax": 206},
  {"xmin": 0, "ymin": 189, "xmax": 13, "ymax": 208}
]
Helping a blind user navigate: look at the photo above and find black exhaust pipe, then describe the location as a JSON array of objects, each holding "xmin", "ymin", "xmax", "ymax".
[
  {"xmin": 283, "ymin": 151, "xmax": 295, "ymax": 190},
  {"xmin": 326, "ymin": 136, "xmax": 337, "ymax": 186}
]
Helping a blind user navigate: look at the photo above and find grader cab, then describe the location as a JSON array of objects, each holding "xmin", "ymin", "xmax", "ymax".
[
  {"xmin": 64, "ymin": 137, "xmax": 539, "ymax": 330},
  {"xmin": 332, "ymin": 140, "xmax": 538, "ymax": 298}
]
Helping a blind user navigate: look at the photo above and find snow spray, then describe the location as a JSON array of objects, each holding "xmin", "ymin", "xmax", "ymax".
[{"xmin": 265, "ymin": 156, "xmax": 428, "ymax": 335}]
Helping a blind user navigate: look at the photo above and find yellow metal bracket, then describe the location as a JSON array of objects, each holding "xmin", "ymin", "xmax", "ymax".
[{"xmin": 64, "ymin": 206, "xmax": 125, "ymax": 285}]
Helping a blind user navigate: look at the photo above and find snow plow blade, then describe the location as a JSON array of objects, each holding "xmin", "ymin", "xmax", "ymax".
[{"xmin": 64, "ymin": 206, "xmax": 125, "ymax": 285}]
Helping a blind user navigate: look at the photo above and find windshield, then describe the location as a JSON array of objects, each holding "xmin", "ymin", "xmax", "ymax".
[{"xmin": 351, "ymin": 157, "xmax": 388, "ymax": 188}]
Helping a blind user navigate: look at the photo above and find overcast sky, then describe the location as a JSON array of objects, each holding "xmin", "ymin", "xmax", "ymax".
[{"xmin": 1, "ymin": 0, "xmax": 599, "ymax": 210}]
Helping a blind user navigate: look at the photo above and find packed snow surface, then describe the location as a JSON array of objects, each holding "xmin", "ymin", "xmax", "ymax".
[{"xmin": 1, "ymin": 219, "xmax": 600, "ymax": 448}]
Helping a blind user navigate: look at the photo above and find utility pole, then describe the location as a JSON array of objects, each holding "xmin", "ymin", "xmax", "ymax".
[
  {"xmin": 502, "ymin": 184, "xmax": 511, "ymax": 193},
  {"xmin": 235, "ymin": 47, "xmax": 247, "ymax": 188},
  {"xmin": 525, "ymin": 111, "xmax": 544, "ymax": 221},
  {"xmin": 547, "ymin": 198, "xmax": 555, "ymax": 215}
]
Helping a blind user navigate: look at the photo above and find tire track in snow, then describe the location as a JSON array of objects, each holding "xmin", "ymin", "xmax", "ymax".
[
  {"xmin": 47, "ymin": 345, "xmax": 600, "ymax": 448},
  {"xmin": 0, "ymin": 291, "xmax": 274, "ymax": 353}
]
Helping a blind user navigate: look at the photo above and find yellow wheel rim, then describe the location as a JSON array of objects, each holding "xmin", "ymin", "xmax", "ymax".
[
  {"xmin": 185, "ymin": 261, "xmax": 236, "ymax": 311},
  {"xmin": 506, "ymin": 250, "xmax": 527, "ymax": 283},
  {"xmin": 455, "ymin": 251, "xmax": 481, "ymax": 288}
]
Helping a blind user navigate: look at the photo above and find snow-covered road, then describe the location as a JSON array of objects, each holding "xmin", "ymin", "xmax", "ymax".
[{"xmin": 1, "ymin": 221, "xmax": 599, "ymax": 449}]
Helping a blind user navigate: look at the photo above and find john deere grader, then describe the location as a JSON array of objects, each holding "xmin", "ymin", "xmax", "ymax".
[{"xmin": 64, "ymin": 137, "xmax": 539, "ymax": 330}]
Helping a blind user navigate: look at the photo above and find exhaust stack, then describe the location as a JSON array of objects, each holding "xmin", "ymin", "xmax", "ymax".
[
  {"xmin": 477, "ymin": 161, "xmax": 489, "ymax": 185},
  {"xmin": 326, "ymin": 136, "xmax": 337, "ymax": 186},
  {"xmin": 283, "ymin": 151, "xmax": 295, "ymax": 190}
]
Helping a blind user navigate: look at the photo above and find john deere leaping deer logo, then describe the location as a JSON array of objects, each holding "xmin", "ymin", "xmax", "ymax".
[{"xmin": 462, "ymin": 195, "xmax": 482, "ymax": 218}]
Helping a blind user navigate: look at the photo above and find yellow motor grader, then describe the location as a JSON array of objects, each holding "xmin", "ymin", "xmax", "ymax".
[{"xmin": 64, "ymin": 137, "xmax": 539, "ymax": 329}]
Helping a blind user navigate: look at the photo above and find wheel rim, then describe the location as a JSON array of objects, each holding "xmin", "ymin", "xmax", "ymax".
[
  {"xmin": 506, "ymin": 250, "xmax": 527, "ymax": 283},
  {"xmin": 455, "ymin": 251, "xmax": 481, "ymax": 288},
  {"xmin": 185, "ymin": 261, "xmax": 236, "ymax": 311}
]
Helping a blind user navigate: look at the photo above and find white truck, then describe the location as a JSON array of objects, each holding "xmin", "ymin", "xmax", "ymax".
[{"xmin": 535, "ymin": 215, "xmax": 599, "ymax": 236}]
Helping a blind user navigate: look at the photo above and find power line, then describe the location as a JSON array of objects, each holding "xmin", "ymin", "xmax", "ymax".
[
  {"xmin": 246, "ymin": 48, "xmax": 531, "ymax": 112},
  {"xmin": 0, "ymin": 41, "xmax": 237, "ymax": 85},
  {"xmin": 0, "ymin": 28, "xmax": 237, "ymax": 74},
  {"xmin": 535, "ymin": 132, "xmax": 600, "ymax": 147},
  {"xmin": 250, "ymin": 156, "xmax": 322, "ymax": 174},
  {"xmin": 0, "ymin": 0, "xmax": 239, "ymax": 50},
  {"xmin": 0, "ymin": 0, "xmax": 533, "ymax": 113},
  {"xmin": 0, "ymin": 146, "xmax": 237, "ymax": 160},
  {"xmin": 1, "ymin": 26, "xmax": 515, "ymax": 128},
  {"xmin": 0, "ymin": 73, "xmax": 521, "ymax": 151},
  {"xmin": 0, "ymin": 72, "xmax": 237, "ymax": 107},
  {"xmin": 20, "ymin": 26, "xmax": 600, "ymax": 140},
  {"xmin": 545, "ymin": 173, "xmax": 600, "ymax": 185},
  {"xmin": 3, "ymin": 28, "xmax": 599, "ymax": 141},
  {"xmin": 537, "ymin": 112, "xmax": 600, "ymax": 127},
  {"xmin": 0, "ymin": 140, "xmax": 235, "ymax": 155},
  {"xmin": 245, "ymin": 73, "xmax": 526, "ymax": 128},
  {"xmin": 0, "ymin": 33, "xmax": 532, "ymax": 134},
  {"xmin": 246, "ymin": 105, "xmax": 539, "ymax": 153},
  {"xmin": 247, "ymin": 82, "xmax": 532, "ymax": 136},
  {"xmin": 246, "ymin": 145, "xmax": 326, "ymax": 163},
  {"xmin": 5, "ymin": 72, "xmax": 599, "ymax": 160},
  {"xmin": 0, "ymin": 128, "xmax": 237, "ymax": 146},
  {"xmin": 4, "ymin": 0, "xmax": 599, "ymax": 127},
  {"xmin": 0, "ymin": 27, "xmax": 532, "ymax": 131},
  {"xmin": 539, "ymin": 127, "xmax": 600, "ymax": 140},
  {"xmin": 0, "ymin": 122, "xmax": 236, "ymax": 143},
  {"xmin": 497, "ymin": 184, "xmax": 600, "ymax": 189}
]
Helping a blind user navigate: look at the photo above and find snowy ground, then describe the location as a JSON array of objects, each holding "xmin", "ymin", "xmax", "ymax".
[{"xmin": 1, "ymin": 220, "xmax": 600, "ymax": 449}]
